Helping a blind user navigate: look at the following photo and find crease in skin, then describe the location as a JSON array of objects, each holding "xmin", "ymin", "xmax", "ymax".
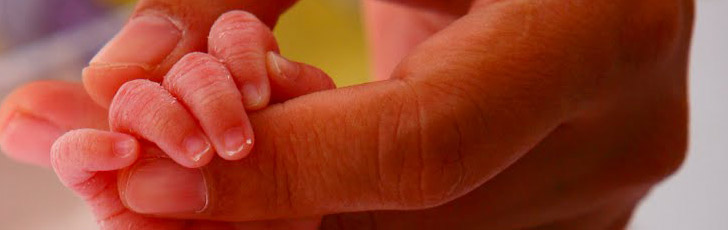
[
  {"xmin": 0, "ymin": 110, "xmax": 33, "ymax": 135},
  {"xmin": 88, "ymin": 10, "xmax": 186, "ymax": 73},
  {"xmin": 0, "ymin": 110, "xmax": 65, "ymax": 138},
  {"xmin": 0, "ymin": 94, "xmax": 69, "ymax": 134},
  {"xmin": 112, "ymin": 81, "xmax": 195, "ymax": 158}
]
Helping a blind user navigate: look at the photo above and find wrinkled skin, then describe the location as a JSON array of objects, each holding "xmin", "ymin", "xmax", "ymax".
[
  {"xmin": 322, "ymin": 1, "xmax": 693, "ymax": 229},
  {"xmin": 0, "ymin": 0, "xmax": 693, "ymax": 229}
]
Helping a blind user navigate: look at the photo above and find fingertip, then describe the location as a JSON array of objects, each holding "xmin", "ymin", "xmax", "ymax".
[
  {"xmin": 266, "ymin": 52, "xmax": 336, "ymax": 101},
  {"xmin": 83, "ymin": 65, "xmax": 150, "ymax": 108},
  {"xmin": 266, "ymin": 52, "xmax": 299, "ymax": 81},
  {"xmin": 218, "ymin": 126, "xmax": 254, "ymax": 161},
  {"xmin": 83, "ymin": 13, "xmax": 182, "ymax": 108},
  {"xmin": 51, "ymin": 130, "xmax": 141, "ymax": 181},
  {"xmin": 112, "ymin": 133, "xmax": 141, "ymax": 160},
  {"xmin": 208, "ymin": 10, "xmax": 276, "ymax": 111},
  {"xmin": 182, "ymin": 132, "xmax": 215, "ymax": 168},
  {"xmin": 240, "ymin": 82, "xmax": 271, "ymax": 111}
]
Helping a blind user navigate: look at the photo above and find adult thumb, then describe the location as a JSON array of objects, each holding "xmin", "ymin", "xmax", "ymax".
[{"xmin": 83, "ymin": 0, "xmax": 297, "ymax": 107}]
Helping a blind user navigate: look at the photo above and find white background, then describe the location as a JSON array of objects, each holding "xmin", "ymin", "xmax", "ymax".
[
  {"xmin": 0, "ymin": 1, "xmax": 726, "ymax": 229},
  {"xmin": 631, "ymin": 1, "xmax": 728, "ymax": 229}
]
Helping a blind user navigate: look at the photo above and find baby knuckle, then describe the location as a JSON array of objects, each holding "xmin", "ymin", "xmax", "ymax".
[
  {"xmin": 165, "ymin": 53, "xmax": 221, "ymax": 85},
  {"xmin": 166, "ymin": 59, "xmax": 235, "ymax": 103},
  {"xmin": 109, "ymin": 80, "xmax": 164, "ymax": 129},
  {"xmin": 216, "ymin": 10, "xmax": 263, "ymax": 25},
  {"xmin": 209, "ymin": 13, "xmax": 275, "ymax": 59}
]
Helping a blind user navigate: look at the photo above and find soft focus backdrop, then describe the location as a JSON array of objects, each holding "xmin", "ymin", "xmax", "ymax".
[{"xmin": 0, "ymin": 0, "xmax": 725, "ymax": 229}]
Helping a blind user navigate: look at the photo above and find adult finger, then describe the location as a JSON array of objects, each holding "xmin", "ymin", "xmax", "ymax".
[
  {"xmin": 109, "ymin": 79, "xmax": 215, "ymax": 168},
  {"xmin": 0, "ymin": 81, "xmax": 107, "ymax": 166},
  {"xmin": 119, "ymin": 0, "xmax": 692, "ymax": 221},
  {"xmin": 82, "ymin": 0, "xmax": 299, "ymax": 108}
]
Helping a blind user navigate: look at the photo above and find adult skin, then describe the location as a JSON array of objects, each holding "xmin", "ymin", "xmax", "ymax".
[{"xmin": 0, "ymin": 0, "xmax": 693, "ymax": 229}]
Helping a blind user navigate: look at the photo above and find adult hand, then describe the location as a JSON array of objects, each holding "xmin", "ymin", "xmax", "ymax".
[
  {"xmin": 93, "ymin": 0, "xmax": 690, "ymax": 229},
  {"xmin": 326, "ymin": 1, "xmax": 695, "ymax": 229},
  {"xmin": 2, "ymin": 0, "xmax": 693, "ymax": 229}
]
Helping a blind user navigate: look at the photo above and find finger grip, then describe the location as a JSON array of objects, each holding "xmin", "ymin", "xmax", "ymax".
[
  {"xmin": 109, "ymin": 79, "xmax": 214, "ymax": 168},
  {"xmin": 162, "ymin": 53, "xmax": 255, "ymax": 160},
  {"xmin": 208, "ymin": 11, "xmax": 279, "ymax": 110}
]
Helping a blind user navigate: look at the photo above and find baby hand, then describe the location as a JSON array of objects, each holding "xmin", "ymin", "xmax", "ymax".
[
  {"xmin": 107, "ymin": 11, "xmax": 334, "ymax": 168},
  {"xmin": 51, "ymin": 11, "xmax": 334, "ymax": 229}
]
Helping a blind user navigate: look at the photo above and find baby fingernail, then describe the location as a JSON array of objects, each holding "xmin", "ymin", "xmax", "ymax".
[
  {"xmin": 241, "ymin": 83, "xmax": 266, "ymax": 109},
  {"xmin": 124, "ymin": 158, "xmax": 208, "ymax": 214},
  {"xmin": 223, "ymin": 127, "xmax": 253, "ymax": 157},
  {"xmin": 183, "ymin": 133, "xmax": 211, "ymax": 163},
  {"xmin": 113, "ymin": 136, "xmax": 138, "ymax": 159},
  {"xmin": 91, "ymin": 14, "xmax": 181, "ymax": 67},
  {"xmin": 267, "ymin": 52, "xmax": 299, "ymax": 81}
]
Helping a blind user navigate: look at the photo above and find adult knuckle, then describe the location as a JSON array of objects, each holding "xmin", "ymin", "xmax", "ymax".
[{"xmin": 377, "ymin": 80, "xmax": 469, "ymax": 208}]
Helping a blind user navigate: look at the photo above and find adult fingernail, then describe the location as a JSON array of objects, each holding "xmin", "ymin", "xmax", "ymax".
[
  {"xmin": 124, "ymin": 158, "xmax": 208, "ymax": 214},
  {"xmin": 267, "ymin": 52, "xmax": 299, "ymax": 81},
  {"xmin": 183, "ymin": 133, "xmax": 212, "ymax": 163},
  {"xmin": 83, "ymin": 64, "xmax": 151, "ymax": 107},
  {"xmin": 223, "ymin": 127, "xmax": 253, "ymax": 157},
  {"xmin": 0, "ymin": 113, "xmax": 64, "ymax": 166},
  {"xmin": 90, "ymin": 14, "xmax": 181, "ymax": 68}
]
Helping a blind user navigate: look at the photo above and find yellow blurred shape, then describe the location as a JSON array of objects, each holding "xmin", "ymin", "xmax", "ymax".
[{"xmin": 275, "ymin": 0, "xmax": 370, "ymax": 86}]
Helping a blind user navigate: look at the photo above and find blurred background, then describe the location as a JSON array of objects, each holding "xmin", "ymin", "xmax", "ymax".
[{"xmin": 0, "ymin": 0, "xmax": 725, "ymax": 229}]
